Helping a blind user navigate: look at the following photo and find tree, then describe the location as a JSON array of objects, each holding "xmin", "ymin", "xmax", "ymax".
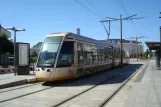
[
  {"xmin": 144, "ymin": 49, "xmax": 150, "ymax": 58},
  {"xmin": 149, "ymin": 50, "xmax": 153, "ymax": 57},
  {"xmin": 30, "ymin": 50, "xmax": 38, "ymax": 63},
  {"xmin": 0, "ymin": 32, "xmax": 13, "ymax": 54},
  {"xmin": 31, "ymin": 50, "xmax": 38, "ymax": 58},
  {"xmin": 2, "ymin": 32, "xmax": 7, "ymax": 38}
]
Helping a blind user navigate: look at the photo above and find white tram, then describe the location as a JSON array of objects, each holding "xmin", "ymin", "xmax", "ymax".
[{"xmin": 35, "ymin": 32, "xmax": 129, "ymax": 81}]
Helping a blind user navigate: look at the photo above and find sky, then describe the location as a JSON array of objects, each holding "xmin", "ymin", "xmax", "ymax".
[{"xmin": 0, "ymin": 0, "xmax": 161, "ymax": 51}]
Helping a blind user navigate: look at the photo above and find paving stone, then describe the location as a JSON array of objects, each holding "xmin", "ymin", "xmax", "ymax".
[
  {"xmin": 124, "ymin": 60, "xmax": 161, "ymax": 107},
  {"xmin": 0, "ymin": 60, "xmax": 146, "ymax": 107}
]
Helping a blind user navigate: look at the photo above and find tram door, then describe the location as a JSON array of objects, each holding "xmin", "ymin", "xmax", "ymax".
[{"xmin": 56, "ymin": 41, "xmax": 76, "ymax": 77}]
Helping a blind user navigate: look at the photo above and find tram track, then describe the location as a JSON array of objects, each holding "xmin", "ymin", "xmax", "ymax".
[
  {"xmin": 99, "ymin": 62, "xmax": 148, "ymax": 107},
  {"xmin": 55, "ymin": 62, "xmax": 148, "ymax": 107},
  {"xmin": 0, "ymin": 63, "xmax": 145, "ymax": 106},
  {"xmin": 0, "ymin": 82, "xmax": 43, "ymax": 93},
  {"xmin": 0, "ymin": 79, "xmax": 77, "ymax": 103}
]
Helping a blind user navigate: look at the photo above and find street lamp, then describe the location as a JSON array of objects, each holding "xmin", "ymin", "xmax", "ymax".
[{"xmin": 5, "ymin": 27, "xmax": 25, "ymax": 76}]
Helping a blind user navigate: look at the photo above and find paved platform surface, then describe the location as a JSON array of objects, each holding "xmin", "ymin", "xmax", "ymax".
[
  {"xmin": 0, "ymin": 71, "xmax": 36, "ymax": 89},
  {"xmin": 104, "ymin": 59, "xmax": 161, "ymax": 107},
  {"xmin": 124, "ymin": 59, "xmax": 161, "ymax": 107}
]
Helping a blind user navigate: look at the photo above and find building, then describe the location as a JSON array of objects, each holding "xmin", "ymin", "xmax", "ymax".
[
  {"xmin": 0, "ymin": 24, "xmax": 11, "ymax": 38},
  {"xmin": 0, "ymin": 24, "xmax": 11, "ymax": 65},
  {"xmin": 30, "ymin": 42, "xmax": 42, "ymax": 55},
  {"xmin": 99, "ymin": 39, "xmax": 143, "ymax": 58}
]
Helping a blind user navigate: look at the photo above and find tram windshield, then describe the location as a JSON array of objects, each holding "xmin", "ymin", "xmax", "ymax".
[{"xmin": 37, "ymin": 36, "xmax": 63, "ymax": 68}]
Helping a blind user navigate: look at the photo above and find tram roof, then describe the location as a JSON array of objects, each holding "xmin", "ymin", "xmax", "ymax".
[{"xmin": 47, "ymin": 32, "xmax": 119, "ymax": 48}]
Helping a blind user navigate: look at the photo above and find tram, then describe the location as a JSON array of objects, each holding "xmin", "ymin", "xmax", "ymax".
[{"xmin": 35, "ymin": 32, "xmax": 129, "ymax": 81}]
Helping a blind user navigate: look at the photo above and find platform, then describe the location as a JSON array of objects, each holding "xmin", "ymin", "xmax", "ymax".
[
  {"xmin": 0, "ymin": 71, "xmax": 36, "ymax": 89},
  {"xmin": 124, "ymin": 59, "xmax": 161, "ymax": 107}
]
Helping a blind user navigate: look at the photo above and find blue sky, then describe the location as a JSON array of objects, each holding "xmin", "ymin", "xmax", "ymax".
[{"xmin": 0, "ymin": 0, "xmax": 161, "ymax": 50}]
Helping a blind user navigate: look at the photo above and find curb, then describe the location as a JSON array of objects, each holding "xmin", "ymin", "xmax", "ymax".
[
  {"xmin": 0, "ymin": 78, "xmax": 37, "ymax": 89},
  {"xmin": 99, "ymin": 61, "xmax": 149, "ymax": 107},
  {"xmin": 0, "ymin": 68, "xmax": 14, "ymax": 74}
]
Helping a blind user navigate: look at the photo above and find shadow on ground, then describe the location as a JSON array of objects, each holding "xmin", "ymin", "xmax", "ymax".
[{"xmin": 42, "ymin": 64, "xmax": 143, "ymax": 87}]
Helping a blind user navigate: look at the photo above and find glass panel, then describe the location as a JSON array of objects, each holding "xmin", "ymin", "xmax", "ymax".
[
  {"xmin": 104, "ymin": 47, "xmax": 108, "ymax": 63},
  {"xmin": 78, "ymin": 43, "xmax": 84, "ymax": 65},
  {"xmin": 84, "ymin": 44, "xmax": 88, "ymax": 65},
  {"xmin": 84, "ymin": 44, "xmax": 93, "ymax": 65},
  {"xmin": 37, "ymin": 36, "xmax": 63, "ymax": 68},
  {"xmin": 57, "ymin": 41, "xmax": 74, "ymax": 67},
  {"xmin": 92, "ymin": 45, "xmax": 97, "ymax": 64},
  {"xmin": 97, "ymin": 46, "xmax": 100, "ymax": 63}
]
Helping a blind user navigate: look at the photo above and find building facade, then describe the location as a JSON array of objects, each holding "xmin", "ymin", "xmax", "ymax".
[
  {"xmin": 30, "ymin": 42, "xmax": 42, "ymax": 55},
  {"xmin": 0, "ymin": 24, "xmax": 11, "ymax": 38},
  {"xmin": 100, "ymin": 39, "xmax": 143, "ymax": 58}
]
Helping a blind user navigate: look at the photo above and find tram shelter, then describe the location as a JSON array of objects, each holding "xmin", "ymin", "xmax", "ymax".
[{"xmin": 145, "ymin": 42, "xmax": 161, "ymax": 69}]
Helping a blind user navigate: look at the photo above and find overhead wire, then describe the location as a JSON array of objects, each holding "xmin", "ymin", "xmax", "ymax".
[
  {"xmin": 74, "ymin": 0, "xmax": 123, "ymax": 39},
  {"xmin": 86, "ymin": 0, "xmax": 104, "ymax": 19},
  {"xmin": 113, "ymin": 0, "xmax": 130, "ymax": 17},
  {"xmin": 74, "ymin": 0, "xmax": 101, "ymax": 19},
  {"xmin": 118, "ymin": 0, "xmax": 130, "ymax": 16},
  {"xmin": 85, "ymin": 0, "xmax": 111, "ymax": 39}
]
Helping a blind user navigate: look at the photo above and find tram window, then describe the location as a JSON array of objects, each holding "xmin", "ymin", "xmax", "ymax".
[
  {"xmin": 109, "ymin": 48, "xmax": 112, "ymax": 59},
  {"xmin": 57, "ymin": 41, "xmax": 74, "ymax": 67},
  {"xmin": 96, "ymin": 46, "xmax": 101, "ymax": 63},
  {"xmin": 78, "ymin": 43, "xmax": 84, "ymax": 65},
  {"xmin": 92, "ymin": 45, "xmax": 97, "ymax": 64},
  {"xmin": 84, "ymin": 44, "xmax": 93, "ymax": 65},
  {"xmin": 104, "ymin": 47, "xmax": 108, "ymax": 63}
]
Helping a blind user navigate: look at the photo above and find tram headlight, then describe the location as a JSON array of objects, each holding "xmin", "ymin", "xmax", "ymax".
[{"xmin": 47, "ymin": 69, "xmax": 51, "ymax": 72}]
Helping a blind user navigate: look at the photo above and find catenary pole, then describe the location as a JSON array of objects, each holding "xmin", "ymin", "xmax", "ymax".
[
  {"xmin": 100, "ymin": 14, "xmax": 144, "ymax": 66},
  {"xmin": 120, "ymin": 15, "xmax": 123, "ymax": 66}
]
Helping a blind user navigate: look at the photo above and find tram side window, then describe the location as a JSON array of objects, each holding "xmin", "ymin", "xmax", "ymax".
[
  {"xmin": 104, "ymin": 47, "xmax": 108, "ymax": 63},
  {"xmin": 92, "ymin": 45, "xmax": 97, "ymax": 64},
  {"xmin": 117, "ymin": 49, "xmax": 120, "ymax": 58},
  {"xmin": 78, "ymin": 43, "xmax": 84, "ymax": 65},
  {"xmin": 84, "ymin": 44, "xmax": 93, "ymax": 65},
  {"xmin": 102, "ymin": 47, "xmax": 106, "ymax": 63},
  {"xmin": 109, "ymin": 48, "xmax": 112, "ymax": 59},
  {"xmin": 97, "ymin": 46, "xmax": 101, "ymax": 63},
  {"xmin": 57, "ymin": 41, "xmax": 74, "ymax": 67}
]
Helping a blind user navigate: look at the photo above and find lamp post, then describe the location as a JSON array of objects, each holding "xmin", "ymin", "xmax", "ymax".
[{"xmin": 5, "ymin": 27, "xmax": 25, "ymax": 76}]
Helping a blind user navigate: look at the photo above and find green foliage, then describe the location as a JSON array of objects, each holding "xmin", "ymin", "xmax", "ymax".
[
  {"xmin": 143, "ymin": 49, "xmax": 153, "ymax": 59},
  {"xmin": 0, "ymin": 34, "xmax": 13, "ymax": 54},
  {"xmin": 149, "ymin": 50, "xmax": 153, "ymax": 57},
  {"xmin": 30, "ymin": 51, "xmax": 38, "ymax": 63},
  {"xmin": 31, "ymin": 51, "xmax": 38, "ymax": 57},
  {"xmin": 2, "ymin": 32, "xmax": 7, "ymax": 38},
  {"xmin": 30, "ymin": 56, "xmax": 37, "ymax": 63},
  {"xmin": 138, "ymin": 56, "xmax": 143, "ymax": 59},
  {"xmin": 144, "ymin": 52, "xmax": 148, "ymax": 59}
]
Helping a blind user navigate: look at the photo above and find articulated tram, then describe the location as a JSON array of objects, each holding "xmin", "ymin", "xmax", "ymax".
[{"xmin": 35, "ymin": 32, "xmax": 129, "ymax": 81}]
